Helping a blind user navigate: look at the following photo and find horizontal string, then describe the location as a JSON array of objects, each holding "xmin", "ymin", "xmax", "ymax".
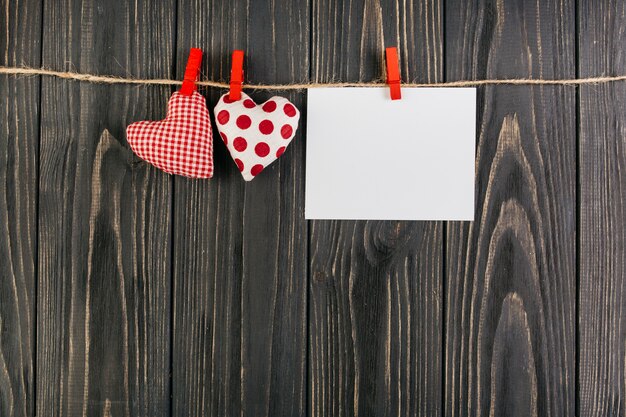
[{"xmin": 2, "ymin": 66, "xmax": 626, "ymax": 89}]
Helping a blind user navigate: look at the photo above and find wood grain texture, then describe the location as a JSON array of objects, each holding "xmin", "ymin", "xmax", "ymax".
[
  {"xmin": 444, "ymin": 0, "xmax": 576, "ymax": 416},
  {"xmin": 0, "ymin": 0, "xmax": 41, "ymax": 416},
  {"xmin": 578, "ymin": 1, "xmax": 626, "ymax": 415},
  {"xmin": 2, "ymin": 1, "xmax": 625, "ymax": 416},
  {"xmin": 171, "ymin": 1, "xmax": 309, "ymax": 416},
  {"xmin": 37, "ymin": 1, "xmax": 175, "ymax": 416},
  {"xmin": 309, "ymin": 1, "xmax": 444, "ymax": 416}
]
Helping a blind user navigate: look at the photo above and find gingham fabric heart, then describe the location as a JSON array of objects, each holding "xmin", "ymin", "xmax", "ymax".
[
  {"xmin": 127, "ymin": 91, "xmax": 213, "ymax": 178},
  {"xmin": 214, "ymin": 92, "xmax": 300, "ymax": 181}
]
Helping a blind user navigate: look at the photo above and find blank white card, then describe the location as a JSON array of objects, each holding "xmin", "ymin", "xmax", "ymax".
[{"xmin": 305, "ymin": 87, "xmax": 476, "ymax": 220}]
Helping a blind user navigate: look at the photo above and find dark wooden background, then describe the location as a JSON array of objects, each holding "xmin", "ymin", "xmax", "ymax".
[{"xmin": 1, "ymin": 0, "xmax": 624, "ymax": 416}]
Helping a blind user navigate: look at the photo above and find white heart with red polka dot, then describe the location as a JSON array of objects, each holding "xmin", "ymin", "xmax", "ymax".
[{"xmin": 214, "ymin": 92, "xmax": 300, "ymax": 181}]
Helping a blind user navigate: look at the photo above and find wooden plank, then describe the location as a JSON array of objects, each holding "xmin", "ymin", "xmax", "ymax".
[
  {"xmin": 36, "ymin": 1, "xmax": 175, "ymax": 416},
  {"xmin": 578, "ymin": 1, "xmax": 626, "ymax": 415},
  {"xmin": 0, "ymin": 0, "xmax": 41, "ymax": 416},
  {"xmin": 309, "ymin": 0, "xmax": 444, "ymax": 416},
  {"xmin": 171, "ymin": 1, "xmax": 309, "ymax": 416},
  {"xmin": 444, "ymin": 0, "xmax": 576, "ymax": 416}
]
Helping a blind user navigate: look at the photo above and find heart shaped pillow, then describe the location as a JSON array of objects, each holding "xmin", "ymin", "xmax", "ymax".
[
  {"xmin": 214, "ymin": 92, "xmax": 300, "ymax": 181},
  {"xmin": 127, "ymin": 91, "xmax": 214, "ymax": 178}
]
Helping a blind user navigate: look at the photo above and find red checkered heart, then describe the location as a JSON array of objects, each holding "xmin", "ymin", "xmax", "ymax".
[
  {"xmin": 127, "ymin": 91, "xmax": 214, "ymax": 178},
  {"xmin": 214, "ymin": 92, "xmax": 300, "ymax": 181}
]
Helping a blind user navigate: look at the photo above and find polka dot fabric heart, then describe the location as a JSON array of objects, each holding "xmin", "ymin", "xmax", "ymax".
[
  {"xmin": 126, "ymin": 91, "xmax": 213, "ymax": 178},
  {"xmin": 214, "ymin": 92, "xmax": 300, "ymax": 181}
]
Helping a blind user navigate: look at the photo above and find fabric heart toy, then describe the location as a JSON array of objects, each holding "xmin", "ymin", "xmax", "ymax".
[
  {"xmin": 214, "ymin": 92, "xmax": 300, "ymax": 181},
  {"xmin": 214, "ymin": 51, "xmax": 300, "ymax": 181},
  {"xmin": 127, "ymin": 48, "xmax": 214, "ymax": 178}
]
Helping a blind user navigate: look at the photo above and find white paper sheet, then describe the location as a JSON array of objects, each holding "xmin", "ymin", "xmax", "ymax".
[{"xmin": 305, "ymin": 87, "xmax": 476, "ymax": 220}]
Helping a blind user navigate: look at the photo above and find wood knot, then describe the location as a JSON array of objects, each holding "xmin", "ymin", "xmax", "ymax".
[{"xmin": 313, "ymin": 270, "xmax": 328, "ymax": 283}]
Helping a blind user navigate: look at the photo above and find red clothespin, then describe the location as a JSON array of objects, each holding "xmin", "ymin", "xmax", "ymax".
[
  {"xmin": 229, "ymin": 50, "xmax": 245, "ymax": 101},
  {"xmin": 385, "ymin": 47, "xmax": 401, "ymax": 100},
  {"xmin": 180, "ymin": 48, "xmax": 203, "ymax": 96}
]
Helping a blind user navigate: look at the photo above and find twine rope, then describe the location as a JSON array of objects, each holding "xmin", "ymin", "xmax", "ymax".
[{"xmin": 2, "ymin": 66, "xmax": 626, "ymax": 89}]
